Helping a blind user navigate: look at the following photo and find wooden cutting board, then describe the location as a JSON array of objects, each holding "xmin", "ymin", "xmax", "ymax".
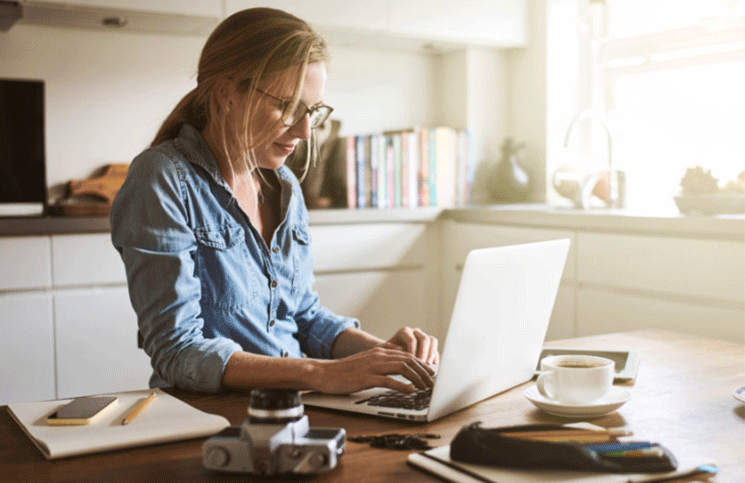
[{"xmin": 51, "ymin": 163, "xmax": 129, "ymax": 216}]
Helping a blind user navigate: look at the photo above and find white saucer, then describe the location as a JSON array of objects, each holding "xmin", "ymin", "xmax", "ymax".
[
  {"xmin": 523, "ymin": 385, "xmax": 631, "ymax": 418},
  {"xmin": 734, "ymin": 386, "xmax": 745, "ymax": 404}
]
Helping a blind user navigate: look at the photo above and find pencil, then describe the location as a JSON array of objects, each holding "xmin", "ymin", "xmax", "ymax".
[
  {"xmin": 501, "ymin": 428, "xmax": 632, "ymax": 443},
  {"xmin": 122, "ymin": 393, "xmax": 156, "ymax": 425},
  {"xmin": 501, "ymin": 428, "xmax": 632, "ymax": 438}
]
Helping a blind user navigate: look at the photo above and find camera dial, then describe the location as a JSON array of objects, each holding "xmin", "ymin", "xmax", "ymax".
[{"xmin": 248, "ymin": 389, "xmax": 304, "ymax": 423}]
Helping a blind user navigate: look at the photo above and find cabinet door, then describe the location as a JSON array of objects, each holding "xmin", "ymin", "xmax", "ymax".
[
  {"xmin": 225, "ymin": 0, "xmax": 388, "ymax": 31},
  {"xmin": 32, "ymin": 0, "xmax": 222, "ymax": 17},
  {"xmin": 0, "ymin": 292, "xmax": 55, "ymax": 405},
  {"xmin": 388, "ymin": 0, "xmax": 528, "ymax": 46},
  {"xmin": 54, "ymin": 287, "xmax": 151, "ymax": 399},
  {"xmin": 314, "ymin": 270, "xmax": 432, "ymax": 341},
  {"xmin": 311, "ymin": 223, "xmax": 427, "ymax": 273},
  {"xmin": 577, "ymin": 233, "xmax": 745, "ymax": 303},
  {"xmin": 577, "ymin": 287, "xmax": 745, "ymax": 343},
  {"xmin": 446, "ymin": 223, "xmax": 576, "ymax": 281},
  {"xmin": 0, "ymin": 236, "xmax": 51, "ymax": 291},
  {"xmin": 51, "ymin": 234, "xmax": 126, "ymax": 287}
]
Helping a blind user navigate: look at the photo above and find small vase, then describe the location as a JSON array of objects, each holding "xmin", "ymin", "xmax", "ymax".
[{"xmin": 488, "ymin": 138, "xmax": 531, "ymax": 203}]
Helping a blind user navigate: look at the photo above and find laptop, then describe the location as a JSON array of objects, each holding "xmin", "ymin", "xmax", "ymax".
[{"xmin": 302, "ymin": 238, "xmax": 571, "ymax": 422}]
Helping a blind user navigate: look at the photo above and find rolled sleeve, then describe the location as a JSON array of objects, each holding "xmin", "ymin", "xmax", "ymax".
[{"xmin": 294, "ymin": 288, "xmax": 360, "ymax": 359}]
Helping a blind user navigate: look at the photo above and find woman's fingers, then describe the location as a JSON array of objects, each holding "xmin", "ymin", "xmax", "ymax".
[
  {"xmin": 314, "ymin": 347, "xmax": 436, "ymax": 394},
  {"xmin": 386, "ymin": 327, "xmax": 440, "ymax": 365}
]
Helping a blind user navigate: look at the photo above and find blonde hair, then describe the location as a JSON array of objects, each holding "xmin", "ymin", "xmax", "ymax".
[{"xmin": 151, "ymin": 8, "xmax": 328, "ymax": 182}]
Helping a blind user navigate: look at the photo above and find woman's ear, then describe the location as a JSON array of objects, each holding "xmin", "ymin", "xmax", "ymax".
[{"xmin": 214, "ymin": 78, "xmax": 234, "ymax": 113}]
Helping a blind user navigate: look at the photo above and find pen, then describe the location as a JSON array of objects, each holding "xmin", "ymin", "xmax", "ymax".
[
  {"xmin": 584, "ymin": 442, "xmax": 654, "ymax": 452},
  {"xmin": 600, "ymin": 448, "xmax": 665, "ymax": 458},
  {"xmin": 122, "ymin": 393, "xmax": 156, "ymax": 425}
]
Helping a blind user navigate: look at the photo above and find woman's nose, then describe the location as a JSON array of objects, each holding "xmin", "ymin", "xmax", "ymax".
[{"xmin": 289, "ymin": 113, "xmax": 312, "ymax": 140}]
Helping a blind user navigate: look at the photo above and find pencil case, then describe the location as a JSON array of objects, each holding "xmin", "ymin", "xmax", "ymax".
[{"xmin": 449, "ymin": 422, "xmax": 677, "ymax": 473}]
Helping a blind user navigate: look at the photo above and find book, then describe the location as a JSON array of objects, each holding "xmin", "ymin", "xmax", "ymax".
[
  {"xmin": 7, "ymin": 388, "xmax": 229, "ymax": 460},
  {"xmin": 369, "ymin": 133, "xmax": 379, "ymax": 208},
  {"xmin": 376, "ymin": 134, "xmax": 387, "ymax": 209},
  {"xmin": 419, "ymin": 128, "xmax": 430, "ymax": 207},
  {"xmin": 408, "ymin": 445, "xmax": 717, "ymax": 483},
  {"xmin": 355, "ymin": 135, "xmax": 366, "ymax": 208},
  {"xmin": 345, "ymin": 136, "xmax": 357, "ymax": 208}
]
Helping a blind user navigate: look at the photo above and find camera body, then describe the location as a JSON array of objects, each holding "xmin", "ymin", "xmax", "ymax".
[{"xmin": 202, "ymin": 389, "xmax": 345, "ymax": 475}]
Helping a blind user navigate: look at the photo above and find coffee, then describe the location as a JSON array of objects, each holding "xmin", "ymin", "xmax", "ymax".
[{"xmin": 556, "ymin": 361, "xmax": 606, "ymax": 368}]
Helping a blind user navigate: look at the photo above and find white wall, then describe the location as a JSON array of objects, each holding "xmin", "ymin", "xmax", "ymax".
[{"xmin": 0, "ymin": 24, "xmax": 445, "ymax": 196}]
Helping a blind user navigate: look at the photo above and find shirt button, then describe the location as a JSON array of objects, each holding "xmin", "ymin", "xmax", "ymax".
[
  {"xmin": 282, "ymin": 350, "xmax": 289, "ymax": 358},
  {"xmin": 272, "ymin": 246, "xmax": 280, "ymax": 254},
  {"xmin": 269, "ymin": 319, "xmax": 275, "ymax": 327},
  {"xmin": 271, "ymin": 280, "xmax": 278, "ymax": 288}
]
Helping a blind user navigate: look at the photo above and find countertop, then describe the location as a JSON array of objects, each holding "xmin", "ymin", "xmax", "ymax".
[{"xmin": 1, "ymin": 204, "xmax": 743, "ymax": 239}]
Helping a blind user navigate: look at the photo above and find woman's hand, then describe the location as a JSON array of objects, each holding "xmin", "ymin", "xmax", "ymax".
[
  {"xmin": 383, "ymin": 327, "xmax": 439, "ymax": 366},
  {"xmin": 309, "ymin": 347, "xmax": 435, "ymax": 395}
]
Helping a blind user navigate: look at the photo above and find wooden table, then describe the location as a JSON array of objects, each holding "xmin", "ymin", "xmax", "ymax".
[{"xmin": 2, "ymin": 330, "xmax": 744, "ymax": 482}]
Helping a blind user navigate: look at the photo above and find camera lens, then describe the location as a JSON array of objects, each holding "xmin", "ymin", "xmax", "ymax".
[{"xmin": 248, "ymin": 389, "xmax": 304, "ymax": 423}]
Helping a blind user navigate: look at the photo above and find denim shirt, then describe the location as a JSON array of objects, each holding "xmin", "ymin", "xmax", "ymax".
[{"xmin": 110, "ymin": 124, "xmax": 359, "ymax": 392}]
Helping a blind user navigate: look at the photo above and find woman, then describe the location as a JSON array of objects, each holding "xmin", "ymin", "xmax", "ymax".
[{"xmin": 111, "ymin": 8, "xmax": 438, "ymax": 395}]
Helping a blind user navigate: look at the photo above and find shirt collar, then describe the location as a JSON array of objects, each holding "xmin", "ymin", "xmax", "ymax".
[{"xmin": 174, "ymin": 123, "xmax": 295, "ymax": 201}]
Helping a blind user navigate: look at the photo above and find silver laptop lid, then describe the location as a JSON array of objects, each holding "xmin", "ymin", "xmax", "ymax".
[{"xmin": 426, "ymin": 239, "xmax": 570, "ymax": 421}]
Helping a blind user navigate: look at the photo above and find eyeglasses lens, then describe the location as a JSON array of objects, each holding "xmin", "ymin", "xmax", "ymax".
[{"xmin": 283, "ymin": 104, "xmax": 331, "ymax": 128}]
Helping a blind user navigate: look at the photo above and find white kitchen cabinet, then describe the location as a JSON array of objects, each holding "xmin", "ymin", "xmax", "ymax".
[
  {"xmin": 51, "ymin": 234, "xmax": 126, "ymax": 287},
  {"xmin": 314, "ymin": 270, "xmax": 429, "ymax": 341},
  {"xmin": 576, "ymin": 232, "xmax": 745, "ymax": 304},
  {"xmin": 225, "ymin": 0, "xmax": 388, "ymax": 32},
  {"xmin": 19, "ymin": 0, "xmax": 221, "ymax": 35},
  {"xmin": 446, "ymin": 223, "xmax": 576, "ymax": 280},
  {"xmin": 22, "ymin": 0, "xmax": 222, "ymax": 18},
  {"xmin": 225, "ymin": 0, "xmax": 527, "ymax": 48},
  {"xmin": 575, "ymin": 232, "xmax": 745, "ymax": 343},
  {"xmin": 577, "ymin": 287, "xmax": 745, "ymax": 343},
  {"xmin": 310, "ymin": 223, "xmax": 427, "ymax": 272},
  {"xmin": 54, "ymin": 287, "xmax": 151, "ymax": 399},
  {"xmin": 310, "ymin": 221, "xmax": 441, "ymax": 339},
  {"xmin": 388, "ymin": 0, "xmax": 527, "ymax": 47},
  {"xmin": 0, "ymin": 236, "xmax": 51, "ymax": 291},
  {"xmin": 0, "ymin": 292, "xmax": 55, "ymax": 405}
]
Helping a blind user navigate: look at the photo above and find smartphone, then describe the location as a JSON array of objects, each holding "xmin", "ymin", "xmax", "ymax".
[{"xmin": 46, "ymin": 396, "xmax": 118, "ymax": 426}]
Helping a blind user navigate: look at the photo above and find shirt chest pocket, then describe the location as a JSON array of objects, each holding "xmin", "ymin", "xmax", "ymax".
[{"xmin": 194, "ymin": 224, "xmax": 252, "ymax": 308}]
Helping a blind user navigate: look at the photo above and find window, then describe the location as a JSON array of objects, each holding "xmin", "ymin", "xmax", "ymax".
[{"xmin": 590, "ymin": 0, "xmax": 745, "ymax": 209}]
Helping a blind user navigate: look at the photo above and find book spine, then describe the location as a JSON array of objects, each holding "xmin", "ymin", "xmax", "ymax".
[
  {"xmin": 428, "ymin": 128, "xmax": 437, "ymax": 206},
  {"xmin": 345, "ymin": 136, "xmax": 356, "ymax": 208},
  {"xmin": 355, "ymin": 135, "xmax": 366, "ymax": 208},
  {"xmin": 377, "ymin": 134, "xmax": 387, "ymax": 209},
  {"xmin": 419, "ymin": 128, "xmax": 429, "ymax": 207},
  {"xmin": 407, "ymin": 131, "xmax": 419, "ymax": 208},
  {"xmin": 386, "ymin": 136, "xmax": 395, "ymax": 209},
  {"xmin": 369, "ymin": 134, "xmax": 378, "ymax": 208},
  {"xmin": 400, "ymin": 132, "xmax": 409, "ymax": 208}
]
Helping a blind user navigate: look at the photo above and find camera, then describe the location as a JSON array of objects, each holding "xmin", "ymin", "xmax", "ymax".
[{"xmin": 202, "ymin": 389, "xmax": 345, "ymax": 475}]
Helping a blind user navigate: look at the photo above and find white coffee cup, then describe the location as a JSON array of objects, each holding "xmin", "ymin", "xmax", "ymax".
[{"xmin": 536, "ymin": 355, "xmax": 615, "ymax": 405}]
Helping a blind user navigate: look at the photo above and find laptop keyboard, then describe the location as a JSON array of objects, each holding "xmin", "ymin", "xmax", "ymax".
[{"xmin": 355, "ymin": 387, "xmax": 433, "ymax": 411}]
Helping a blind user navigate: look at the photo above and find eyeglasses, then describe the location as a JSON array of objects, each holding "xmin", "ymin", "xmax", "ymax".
[{"xmin": 256, "ymin": 88, "xmax": 333, "ymax": 129}]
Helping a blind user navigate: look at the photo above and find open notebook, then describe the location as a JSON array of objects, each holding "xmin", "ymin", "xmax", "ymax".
[{"xmin": 7, "ymin": 388, "xmax": 229, "ymax": 459}]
